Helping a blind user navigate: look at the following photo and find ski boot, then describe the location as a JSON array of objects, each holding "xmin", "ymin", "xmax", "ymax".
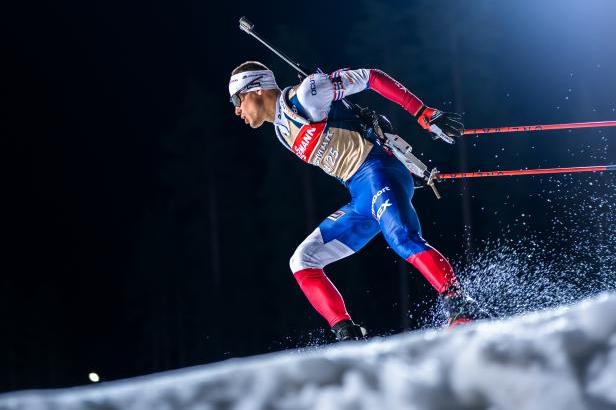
[
  {"xmin": 442, "ymin": 288, "xmax": 492, "ymax": 327},
  {"xmin": 331, "ymin": 320, "xmax": 367, "ymax": 342}
]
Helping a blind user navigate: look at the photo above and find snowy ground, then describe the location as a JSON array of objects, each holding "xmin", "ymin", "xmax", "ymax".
[{"xmin": 2, "ymin": 293, "xmax": 616, "ymax": 410}]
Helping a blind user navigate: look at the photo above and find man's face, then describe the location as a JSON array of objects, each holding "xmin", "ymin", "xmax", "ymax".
[{"xmin": 234, "ymin": 90, "xmax": 265, "ymax": 129}]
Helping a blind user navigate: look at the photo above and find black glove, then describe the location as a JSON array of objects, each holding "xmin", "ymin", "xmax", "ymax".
[{"xmin": 416, "ymin": 106, "xmax": 464, "ymax": 144}]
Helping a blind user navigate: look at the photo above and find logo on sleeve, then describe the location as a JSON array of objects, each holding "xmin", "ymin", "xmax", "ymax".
[
  {"xmin": 344, "ymin": 72, "xmax": 354, "ymax": 85},
  {"xmin": 309, "ymin": 76, "xmax": 318, "ymax": 96}
]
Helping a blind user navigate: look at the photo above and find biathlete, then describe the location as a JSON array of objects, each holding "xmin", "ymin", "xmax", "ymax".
[{"xmin": 228, "ymin": 61, "xmax": 487, "ymax": 341}]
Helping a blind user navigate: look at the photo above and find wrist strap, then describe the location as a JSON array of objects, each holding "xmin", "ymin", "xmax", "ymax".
[{"xmin": 415, "ymin": 105, "xmax": 427, "ymax": 118}]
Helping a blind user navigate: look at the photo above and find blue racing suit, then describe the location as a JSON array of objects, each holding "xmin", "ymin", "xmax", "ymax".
[{"xmin": 274, "ymin": 68, "xmax": 458, "ymax": 328}]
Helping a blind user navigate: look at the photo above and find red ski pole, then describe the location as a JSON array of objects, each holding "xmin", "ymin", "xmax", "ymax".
[
  {"xmin": 435, "ymin": 165, "xmax": 616, "ymax": 180},
  {"xmin": 463, "ymin": 121, "xmax": 616, "ymax": 135}
]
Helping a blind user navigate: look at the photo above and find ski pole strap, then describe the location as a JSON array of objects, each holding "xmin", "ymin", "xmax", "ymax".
[
  {"xmin": 464, "ymin": 120, "xmax": 616, "ymax": 135},
  {"xmin": 436, "ymin": 165, "xmax": 616, "ymax": 180}
]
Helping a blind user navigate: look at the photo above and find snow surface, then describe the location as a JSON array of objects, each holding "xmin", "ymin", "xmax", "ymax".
[{"xmin": 2, "ymin": 293, "xmax": 616, "ymax": 410}]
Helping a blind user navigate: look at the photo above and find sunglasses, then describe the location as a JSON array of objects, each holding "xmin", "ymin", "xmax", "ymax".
[{"xmin": 229, "ymin": 76, "xmax": 263, "ymax": 108}]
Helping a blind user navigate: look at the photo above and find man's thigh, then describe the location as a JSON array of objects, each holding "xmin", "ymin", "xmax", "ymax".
[
  {"xmin": 319, "ymin": 204, "xmax": 381, "ymax": 252},
  {"xmin": 289, "ymin": 204, "xmax": 380, "ymax": 273}
]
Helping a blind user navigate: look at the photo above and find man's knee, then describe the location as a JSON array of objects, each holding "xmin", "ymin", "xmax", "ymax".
[
  {"xmin": 386, "ymin": 229, "xmax": 429, "ymax": 259},
  {"xmin": 290, "ymin": 228, "xmax": 325, "ymax": 273},
  {"xmin": 289, "ymin": 228, "xmax": 354, "ymax": 273}
]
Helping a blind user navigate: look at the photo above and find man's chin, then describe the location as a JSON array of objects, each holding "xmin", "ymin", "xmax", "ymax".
[{"xmin": 249, "ymin": 120, "xmax": 264, "ymax": 129}]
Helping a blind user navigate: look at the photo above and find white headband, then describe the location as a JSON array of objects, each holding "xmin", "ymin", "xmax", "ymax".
[{"xmin": 228, "ymin": 69, "xmax": 279, "ymax": 96}]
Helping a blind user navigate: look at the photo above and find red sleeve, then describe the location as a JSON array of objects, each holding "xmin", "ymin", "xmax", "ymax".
[{"xmin": 368, "ymin": 69, "xmax": 424, "ymax": 116}]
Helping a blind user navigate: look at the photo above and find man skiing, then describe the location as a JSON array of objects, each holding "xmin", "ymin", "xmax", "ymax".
[{"xmin": 229, "ymin": 61, "xmax": 486, "ymax": 341}]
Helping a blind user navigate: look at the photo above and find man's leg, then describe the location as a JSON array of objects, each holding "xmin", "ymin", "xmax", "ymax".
[
  {"xmin": 368, "ymin": 166, "xmax": 461, "ymax": 295},
  {"xmin": 290, "ymin": 204, "xmax": 379, "ymax": 329},
  {"xmin": 379, "ymin": 200, "xmax": 490, "ymax": 324}
]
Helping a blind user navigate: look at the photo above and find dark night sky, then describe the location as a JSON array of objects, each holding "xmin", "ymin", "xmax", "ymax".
[{"xmin": 2, "ymin": 0, "xmax": 615, "ymax": 392}]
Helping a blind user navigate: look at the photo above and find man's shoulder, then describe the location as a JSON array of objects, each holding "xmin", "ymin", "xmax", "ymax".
[{"xmin": 293, "ymin": 73, "xmax": 333, "ymax": 122}]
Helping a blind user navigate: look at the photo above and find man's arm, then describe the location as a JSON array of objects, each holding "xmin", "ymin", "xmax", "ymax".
[
  {"xmin": 295, "ymin": 68, "xmax": 463, "ymax": 140},
  {"xmin": 337, "ymin": 68, "xmax": 464, "ymax": 141},
  {"xmin": 362, "ymin": 69, "xmax": 425, "ymax": 116}
]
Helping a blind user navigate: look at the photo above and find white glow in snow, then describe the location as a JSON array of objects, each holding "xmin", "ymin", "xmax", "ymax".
[{"xmin": 1, "ymin": 293, "xmax": 615, "ymax": 410}]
